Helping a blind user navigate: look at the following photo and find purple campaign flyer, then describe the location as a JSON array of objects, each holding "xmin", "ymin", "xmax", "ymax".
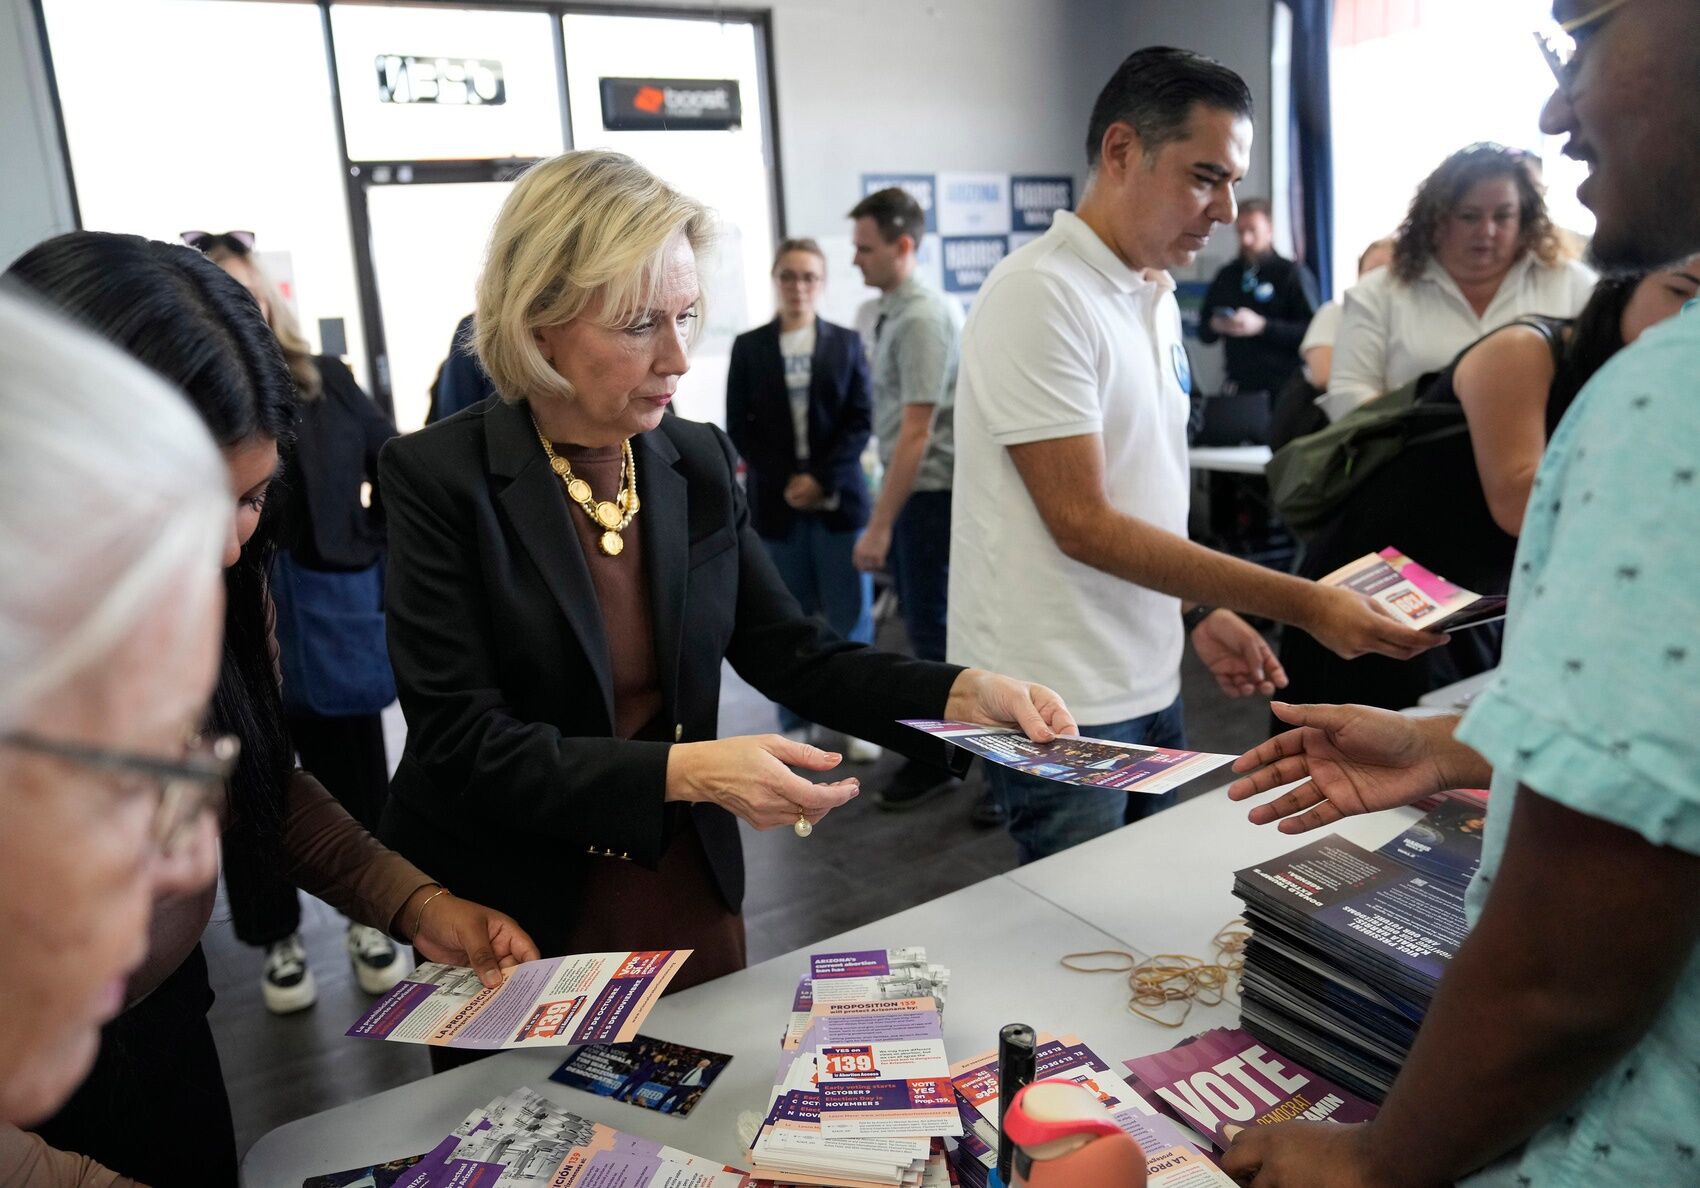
[
  {"xmin": 1124, "ymin": 1028, "xmax": 1377, "ymax": 1148},
  {"xmin": 811, "ymin": 950, "xmax": 894, "ymax": 978}
]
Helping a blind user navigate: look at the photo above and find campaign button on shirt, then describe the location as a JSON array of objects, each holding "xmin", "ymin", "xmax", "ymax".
[{"xmin": 1170, "ymin": 343, "xmax": 1192, "ymax": 393}]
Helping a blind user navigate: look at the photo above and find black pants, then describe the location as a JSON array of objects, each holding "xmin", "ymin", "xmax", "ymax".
[
  {"xmin": 32, "ymin": 945, "xmax": 238, "ymax": 1188},
  {"xmin": 223, "ymin": 710, "xmax": 389, "ymax": 946}
]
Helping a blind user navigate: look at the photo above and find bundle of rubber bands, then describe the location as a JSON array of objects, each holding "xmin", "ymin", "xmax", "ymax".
[{"xmin": 1060, "ymin": 919, "xmax": 1250, "ymax": 1028}]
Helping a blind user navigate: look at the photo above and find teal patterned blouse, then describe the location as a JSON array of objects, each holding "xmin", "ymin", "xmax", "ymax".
[{"xmin": 1456, "ymin": 299, "xmax": 1700, "ymax": 1186}]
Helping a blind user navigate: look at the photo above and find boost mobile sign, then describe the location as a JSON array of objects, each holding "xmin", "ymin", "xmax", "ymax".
[{"xmin": 600, "ymin": 78, "xmax": 743, "ymax": 130}]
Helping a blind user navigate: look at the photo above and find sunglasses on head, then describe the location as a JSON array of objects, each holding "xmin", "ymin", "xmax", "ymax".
[{"xmin": 180, "ymin": 230, "xmax": 256, "ymax": 255}]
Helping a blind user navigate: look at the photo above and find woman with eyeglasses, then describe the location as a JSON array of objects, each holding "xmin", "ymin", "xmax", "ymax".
[
  {"xmin": 0, "ymin": 289, "xmax": 227, "ymax": 1175},
  {"xmin": 2, "ymin": 232, "xmax": 539, "ymax": 1188},
  {"xmin": 1318, "ymin": 143, "xmax": 1596, "ymax": 423},
  {"xmin": 727, "ymin": 238, "xmax": 879, "ymax": 757}
]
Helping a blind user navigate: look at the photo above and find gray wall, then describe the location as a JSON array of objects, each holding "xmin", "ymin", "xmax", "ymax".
[
  {"xmin": 1, "ymin": 0, "xmax": 75, "ymax": 267},
  {"xmin": 648, "ymin": 0, "xmax": 1275, "ymax": 252},
  {"xmin": 755, "ymin": 0, "xmax": 1115, "ymax": 236}
]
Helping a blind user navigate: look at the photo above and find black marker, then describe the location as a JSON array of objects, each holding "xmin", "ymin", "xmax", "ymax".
[{"xmin": 996, "ymin": 1022, "xmax": 1036, "ymax": 1186}]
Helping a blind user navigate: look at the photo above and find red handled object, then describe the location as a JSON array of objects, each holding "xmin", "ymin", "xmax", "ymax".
[{"xmin": 1003, "ymin": 1079, "xmax": 1147, "ymax": 1188}]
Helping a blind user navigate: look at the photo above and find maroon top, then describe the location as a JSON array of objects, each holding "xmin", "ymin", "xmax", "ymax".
[{"xmin": 552, "ymin": 442, "xmax": 745, "ymax": 991}]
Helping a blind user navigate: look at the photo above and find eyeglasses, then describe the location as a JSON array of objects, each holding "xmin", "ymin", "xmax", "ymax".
[
  {"xmin": 776, "ymin": 270, "xmax": 823, "ymax": 287},
  {"xmin": 1534, "ymin": 0, "xmax": 1628, "ymax": 92},
  {"xmin": 3, "ymin": 730, "xmax": 239, "ymax": 855},
  {"xmin": 1456, "ymin": 141, "xmax": 1533, "ymax": 161},
  {"xmin": 180, "ymin": 230, "xmax": 256, "ymax": 255}
]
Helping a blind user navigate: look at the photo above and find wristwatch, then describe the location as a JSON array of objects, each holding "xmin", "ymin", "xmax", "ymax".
[{"xmin": 1182, "ymin": 604, "xmax": 1218, "ymax": 635}]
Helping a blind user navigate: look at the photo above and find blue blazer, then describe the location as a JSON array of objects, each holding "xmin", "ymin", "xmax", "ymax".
[{"xmin": 726, "ymin": 316, "xmax": 872, "ymax": 537}]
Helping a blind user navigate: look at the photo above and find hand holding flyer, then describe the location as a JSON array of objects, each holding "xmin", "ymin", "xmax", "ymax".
[
  {"xmin": 1320, "ymin": 547, "xmax": 1506, "ymax": 633},
  {"xmin": 900, "ymin": 721, "xmax": 1234, "ymax": 794},
  {"xmin": 347, "ymin": 949, "xmax": 690, "ymax": 1051}
]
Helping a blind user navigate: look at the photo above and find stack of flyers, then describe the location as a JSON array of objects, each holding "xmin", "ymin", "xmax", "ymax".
[
  {"xmin": 1319, "ymin": 547, "xmax": 1507, "ymax": 633},
  {"xmin": 1231, "ymin": 797, "xmax": 1486, "ymax": 1100},
  {"xmin": 781, "ymin": 949, "xmax": 951, "ymax": 1051},
  {"xmin": 347, "ymin": 951, "xmax": 689, "ymax": 1051},
  {"xmin": 1122, "ymin": 1028, "xmax": 1378, "ymax": 1151},
  {"xmin": 948, "ymin": 1034, "xmax": 1236, "ymax": 1188},
  {"xmin": 750, "ymin": 948, "xmax": 957, "ymax": 1187},
  {"xmin": 748, "ymin": 1141, "xmax": 954, "ymax": 1188},
  {"xmin": 394, "ymin": 1087, "xmax": 749, "ymax": 1186}
]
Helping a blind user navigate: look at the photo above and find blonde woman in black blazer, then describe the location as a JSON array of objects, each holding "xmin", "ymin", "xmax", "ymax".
[{"xmin": 378, "ymin": 152, "xmax": 1075, "ymax": 1009}]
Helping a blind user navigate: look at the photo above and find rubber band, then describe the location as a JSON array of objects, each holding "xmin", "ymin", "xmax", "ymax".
[{"xmin": 1061, "ymin": 919, "xmax": 1250, "ymax": 1028}]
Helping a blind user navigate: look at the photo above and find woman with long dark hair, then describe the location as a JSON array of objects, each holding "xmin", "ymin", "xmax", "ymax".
[
  {"xmin": 3, "ymin": 232, "xmax": 539, "ymax": 1188},
  {"xmin": 196, "ymin": 232, "xmax": 407, "ymax": 1014}
]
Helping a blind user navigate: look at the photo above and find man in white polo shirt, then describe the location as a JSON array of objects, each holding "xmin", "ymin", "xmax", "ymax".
[{"xmin": 951, "ymin": 47, "xmax": 1445, "ymax": 862}]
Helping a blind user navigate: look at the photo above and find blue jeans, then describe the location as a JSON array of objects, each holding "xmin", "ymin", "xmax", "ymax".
[
  {"xmin": 890, "ymin": 489, "xmax": 952, "ymax": 663},
  {"xmin": 762, "ymin": 516, "xmax": 873, "ymax": 731},
  {"xmin": 988, "ymin": 698, "xmax": 1187, "ymax": 864}
]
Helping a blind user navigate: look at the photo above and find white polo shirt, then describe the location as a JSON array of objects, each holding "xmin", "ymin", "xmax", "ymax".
[{"xmin": 948, "ymin": 210, "xmax": 1192, "ymax": 725}]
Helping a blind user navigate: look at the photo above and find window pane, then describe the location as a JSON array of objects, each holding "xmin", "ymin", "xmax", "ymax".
[
  {"xmin": 1331, "ymin": 0, "xmax": 1593, "ymax": 298},
  {"xmin": 43, "ymin": 0, "xmax": 369, "ymax": 384},
  {"xmin": 563, "ymin": 12, "xmax": 777, "ymax": 429},
  {"xmin": 331, "ymin": 4, "xmax": 564, "ymax": 162},
  {"xmin": 367, "ymin": 182, "xmax": 512, "ymax": 430}
]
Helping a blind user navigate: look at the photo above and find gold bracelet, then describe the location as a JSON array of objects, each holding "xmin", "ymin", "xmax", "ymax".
[{"xmin": 410, "ymin": 885, "xmax": 451, "ymax": 943}]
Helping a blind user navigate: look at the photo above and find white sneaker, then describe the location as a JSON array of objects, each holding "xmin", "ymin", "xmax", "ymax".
[
  {"xmin": 261, "ymin": 934, "xmax": 317, "ymax": 1015},
  {"xmin": 846, "ymin": 737, "xmax": 883, "ymax": 763},
  {"xmin": 347, "ymin": 923, "xmax": 408, "ymax": 995}
]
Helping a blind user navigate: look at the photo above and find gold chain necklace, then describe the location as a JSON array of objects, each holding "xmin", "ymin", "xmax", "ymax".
[{"xmin": 530, "ymin": 415, "xmax": 640, "ymax": 556}]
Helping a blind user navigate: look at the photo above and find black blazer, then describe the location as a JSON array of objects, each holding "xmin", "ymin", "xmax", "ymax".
[
  {"xmin": 726, "ymin": 317, "xmax": 872, "ymax": 537},
  {"xmin": 283, "ymin": 357, "xmax": 398, "ymax": 570},
  {"xmin": 376, "ymin": 399, "xmax": 966, "ymax": 954}
]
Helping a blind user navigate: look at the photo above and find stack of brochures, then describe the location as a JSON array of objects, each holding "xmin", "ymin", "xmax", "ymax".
[
  {"xmin": 1230, "ymin": 796, "xmax": 1487, "ymax": 1101},
  {"xmin": 949, "ymin": 1033, "xmax": 1240, "ymax": 1187},
  {"xmin": 748, "ymin": 946, "xmax": 957, "ymax": 1187},
  {"xmin": 393, "ymin": 1087, "xmax": 750, "ymax": 1186},
  {"xmin": 1120, "ymin": 1027, "xmax": 1377, "ymax": 1151}
]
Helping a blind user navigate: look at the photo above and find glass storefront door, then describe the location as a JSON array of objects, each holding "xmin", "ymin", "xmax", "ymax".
[
  {"xmin": 39, "ymin": 0, "xmax": 781, "ymax": 433},
  {"xmin": 363, "ymin": 179, "xmax": 515, "ymax": 429},
  {"xmin": 563, "ymin": 12, "xmax": 779, "ymax": 430}
]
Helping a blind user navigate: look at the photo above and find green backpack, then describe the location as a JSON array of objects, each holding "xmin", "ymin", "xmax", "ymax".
[{"xmin": 1265, "ymin": 370, "xmax": 1466, "ymax": 541}]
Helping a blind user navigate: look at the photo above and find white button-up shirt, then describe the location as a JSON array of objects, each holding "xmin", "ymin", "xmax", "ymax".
[{"xmin": 1319, "ymin": 253, "xmax": 1596, "ymax": 421}]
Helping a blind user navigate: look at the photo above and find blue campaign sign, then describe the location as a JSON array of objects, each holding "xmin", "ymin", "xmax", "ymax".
[
  {"xmin": 860, "ymin": 174, "xmax": 938, "ymax": 234},
  {"xmin": 941, "ymin": 235, "xmax": 1008, "ymax": 294},
  {"xmin": 1009, "ymin": 176, "xmax": 1074, "ymax": 233}
]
